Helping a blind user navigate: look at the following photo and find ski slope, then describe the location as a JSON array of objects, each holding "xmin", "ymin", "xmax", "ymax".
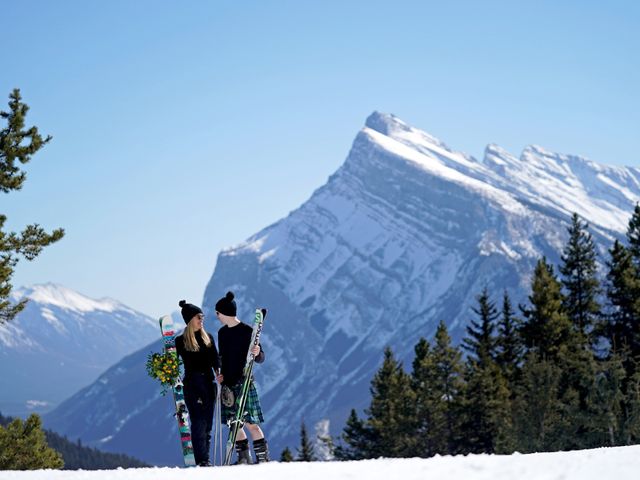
[{"xmin": 1, "ymin": 446, "xmax": 638, "ymax": 480}]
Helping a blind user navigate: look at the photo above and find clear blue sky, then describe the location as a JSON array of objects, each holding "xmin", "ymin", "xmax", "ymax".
[{"xmin": 3, "ymin": 0, "xmax": 639, "ymax": 317}]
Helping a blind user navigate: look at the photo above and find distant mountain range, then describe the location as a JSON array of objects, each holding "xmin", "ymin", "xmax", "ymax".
[
  {"xmin": 42, "ymin": 112, "xmax": 640, "ymax": 463},
  {"xmin": 0, "ymin": 284, "xmax": 158, "ymax": 416}
]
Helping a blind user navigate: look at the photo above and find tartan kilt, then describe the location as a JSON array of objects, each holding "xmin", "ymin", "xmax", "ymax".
[{"xmin": 221, "ymin": 380, "xmax": 264, "ymax": 425}]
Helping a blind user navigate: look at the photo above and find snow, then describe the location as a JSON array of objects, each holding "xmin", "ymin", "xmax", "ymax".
[
  {"xmin": 13, "ymin": 284, "xmax": 123, "ymax": 313},
  {"xmin": 0, "ymin": 446, "xmax": 638, "ymax": 479}
]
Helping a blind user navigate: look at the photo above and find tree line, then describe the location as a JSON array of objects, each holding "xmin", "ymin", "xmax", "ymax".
[
  {"xmin": 331, "ymin": 209, "xmax": 640, "ymax": 459},
  {"xmin": 0, "ymin": 413, "xmax": 149, "ymax": 470}
]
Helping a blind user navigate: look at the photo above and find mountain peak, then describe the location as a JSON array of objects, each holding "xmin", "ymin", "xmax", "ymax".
[
  {"xmin": 13, "ymin": 283, "xmax": 123, "ymax": 313},
  {"xmin": 365, "ymin": 111, "xmax": 410, "ymax": 135}
]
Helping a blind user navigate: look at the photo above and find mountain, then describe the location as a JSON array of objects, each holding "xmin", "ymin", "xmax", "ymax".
[
  {"xmin": 0, "ymin": 283, "xmax": 158, "ymax": 416},
  {"xmin": 43, "ymin": 112, "xmax": 640, "ymax": 463}
]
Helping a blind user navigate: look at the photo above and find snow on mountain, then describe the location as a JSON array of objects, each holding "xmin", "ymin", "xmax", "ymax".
[
  {"xmin": 202, "ymin": 111, "xmax": 640, "ymax": 453},
  {"xmin": 43, "ymin": 112, "xmax": 640, "ymax": 464},
  {"xmin": 0, "ymin": 446, "xmax": 638, "ymax": 480},
  {"xmin": 0, "ymin": 284, "xmax": 158, "ymax": 416}
]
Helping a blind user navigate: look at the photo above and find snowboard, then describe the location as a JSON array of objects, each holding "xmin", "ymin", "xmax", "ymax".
[{"xmin": 159, "ymin": 315, "xmax": 196, "ymax": 467}]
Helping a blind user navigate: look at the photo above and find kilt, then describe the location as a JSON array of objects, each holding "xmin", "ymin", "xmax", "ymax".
[{"xmin": 221, "ymin": 381, "xmax": 264, "ymax": 425}]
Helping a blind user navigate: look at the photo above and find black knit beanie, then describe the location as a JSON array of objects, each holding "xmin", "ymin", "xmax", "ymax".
[
  {"xmin": 215, "ymin": 291, "xmax": 237, "ymax": 317},
  {"xmin": 179, "ymin": 300, "xmax": 203, "ymax": 324}
]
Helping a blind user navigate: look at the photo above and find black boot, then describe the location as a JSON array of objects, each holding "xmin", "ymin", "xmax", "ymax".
[
  {"xmin": 253, "ymin": 438, "xmax": 270, "ymax": 463},
  {"xmin": 234, "ymin": 439, "xmax": 253, "ymax": 465}
]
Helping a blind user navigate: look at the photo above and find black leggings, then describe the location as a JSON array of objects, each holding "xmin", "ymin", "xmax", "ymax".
[{"xmin": 184, "ymin": 373, "xmax": 216, "ymax": 465}]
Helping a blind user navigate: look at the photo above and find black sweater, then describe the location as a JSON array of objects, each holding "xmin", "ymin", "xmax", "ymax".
[
  {"xmin": 218, "ymin": 322, "xmax": 265, "ymax": 386},
  {"xmin": 175, "ymin": 330, "xmax": 220, "ymax": 378}
]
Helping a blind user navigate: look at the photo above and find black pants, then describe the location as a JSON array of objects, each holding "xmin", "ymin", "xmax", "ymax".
[{"xmin": 184, "ymin": 372, "xmax": 216, "ymax": 465}]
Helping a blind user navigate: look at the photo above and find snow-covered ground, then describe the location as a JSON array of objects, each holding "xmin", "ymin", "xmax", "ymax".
[{"xmin": 1, "ymin": 446, "xmax": 638, "ymax": 480}]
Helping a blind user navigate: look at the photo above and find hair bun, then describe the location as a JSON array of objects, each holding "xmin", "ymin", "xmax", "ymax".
[
  {"xmin": 225, "ymin": 291, "xmax": 235, "ymax": 301},
  {"xmin": 179, "ymin": 300, "xmax": 186, "ymax": 308}
]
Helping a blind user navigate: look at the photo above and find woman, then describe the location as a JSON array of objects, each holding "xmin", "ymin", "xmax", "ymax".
[
  {"xmin": 175, "ymin": 300, "xmax": 220, "ymax": 467},
  {"xmin": 215, "ymin": 291, "xmax": 269, "ymax": 464}
]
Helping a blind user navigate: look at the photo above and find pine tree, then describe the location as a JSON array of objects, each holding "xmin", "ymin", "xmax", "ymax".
[
  {"xmin": 520, "ymin": 257, "xmax": 574, "ymax": 360},
  {"xmin": 365, "ymin": 347, "xmax": 414, "ymax": 458},
  {"xmin": 296, "ymin": 420, "xmax": 316, "ymax": 461},
  {"xmin": 495, "ymin": 290, "xmax": 522, "ymax": 387},
  {"xmin": 410, "ymin": 337, "xmax": 437, "ymax": 457},
  {"xmin": 605, "ymin": 240, "xmax": 640, "ymax": 360},
  {"xmin": 0, "ymin": 414, "xmax": 64, "ymax": 469},
  {"xmin": 462, "ymin": 287, "xmax": 499, "ymax": 367},
  {"xmin": 513, "ymin": 353, "xmax": 563, "ymax": 452},
  {"xmin": 461, "ymin": 360, "xmax": 513, "ymax": 454},
  {"xmin": 430, "ymin": 321, "xmax": 466, "ymax": 454},
  {"xmin": 280, "ymin": 446, "xmax": 294, "ymax": 462},
  {"xmin": 626, "ymin": 203, "xmax": 640, "ymax": 268},
  {"xmin": 560, "ymin": 213, "xmax": 600, "ymax": 341},
  {"xmin": 334, "ymin": 409, "xmax": 371, "ymax": 460},
  {"xmin": 586, "ymin": 353, "xmax": 626, "ymax": 446},
  {"xmin": 0, "ymin": 89, "xmax": 64, "ymax": 323}
]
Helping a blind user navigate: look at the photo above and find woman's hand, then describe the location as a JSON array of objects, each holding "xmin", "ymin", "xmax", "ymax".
[
  {"xmin": 251, "ymin": 345, "xmax": 261, "ymax": 356},
  {"xmin": 216, "ymin": 372, "xmax": 224, "ymax": 383}
]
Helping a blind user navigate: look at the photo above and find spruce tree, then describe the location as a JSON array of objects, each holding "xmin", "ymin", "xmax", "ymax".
[
  {"xmin": 495, "ymin": 290, "xmax": 522, "ymax": 387},
  {"xmin": 0, "ymin": 414, "xmax": 64, "ymax": 469},
  {"xmin": 520, "ymin": 257, "xmax": 574, "ymax": 360},
  {"xmin": 296, "ymin": 421, "xmax": 316, "ymax": 461},
  {"xmin": 0, "ymin": 89, "xmax": 64, "ymax": 323},
  {"xmin": 365, "ymin": 347, "xmax": 414, "ymax": 458},
  {"xmin": 461, "ymin": 360, "xmax": 513, "ymax": 454},
  {"xmin": 430, "ymin": 321, "xmax": 466, "ymax": 454},
  {"xmin": 605, "ymin": 240, "xmax": 640, "ymax": 360},
  {"xmin": 513, "ymin": 353, "xmax": 563, "ymax": 452},
  {"xmin": 462, "ymin": 287, "xmax": 499, "ymax": 367},
  {"xmin": 411, "ymin": 337, "xmax": 441, "ymax": 457},
  {"xmin": 560, "ymin": 213, "xmax": 600, "ymax": 341},
  {"xmin": 280, "ymin": 447, "xmax": 294, "ymax": 462},
  {"xmin": 334, "ymin": 409, "xmax": 371, "ymax": 460},
  {"xmin": 626, "ymin": 203, "xmax": 640, "ymax": 268}
]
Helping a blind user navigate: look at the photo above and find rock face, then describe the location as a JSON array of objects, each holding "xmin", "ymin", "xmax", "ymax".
[
  {"xmin": 43, "ymin": 113, "xmax": 640, "ymax": 464},
  {"xmin": 0, "ymin": 284, "xmax": 158, "ymax": 416}
]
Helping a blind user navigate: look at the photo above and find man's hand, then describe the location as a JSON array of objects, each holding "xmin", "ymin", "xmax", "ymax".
[{"xmin": 252, "ymin": 345, "xmax": 261, "ymax": 356}]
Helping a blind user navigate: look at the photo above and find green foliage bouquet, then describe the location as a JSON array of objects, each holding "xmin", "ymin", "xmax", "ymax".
[{"xmin": 146, "ymin": 352, "xmax": 181, "ymax": 395}]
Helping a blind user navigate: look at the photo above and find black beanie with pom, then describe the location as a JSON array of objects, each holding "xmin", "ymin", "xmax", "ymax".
[
  {"xmin": 215, "ymin": 291, "xmax": 237, "ymax": 317},
  {"xmin": 179, "ymin": 300, "xmax": 203, "ymax": 324}
]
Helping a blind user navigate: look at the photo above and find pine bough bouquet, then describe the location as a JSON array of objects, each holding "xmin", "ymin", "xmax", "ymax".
[{"xmin": 146, "ymin": 352, "xmax": 181, "ymax": 395}]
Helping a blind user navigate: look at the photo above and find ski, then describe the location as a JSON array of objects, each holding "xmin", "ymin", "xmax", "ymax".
[
  {"xmin": 223, "ymin": 308, "xmax": 266, "ymax": 465},
  {"xmin": 159, "ymin": 315, "xmax": 196, "ymax": 467}
]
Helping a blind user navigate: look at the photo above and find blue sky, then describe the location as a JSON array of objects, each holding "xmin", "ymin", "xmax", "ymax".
[{"xmin": 3, "ymin": 0, "xmax": 639, "ymax": 317}]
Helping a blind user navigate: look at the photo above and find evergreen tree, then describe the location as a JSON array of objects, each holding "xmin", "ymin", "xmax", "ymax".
[
  {"xmin": 365, "ymin": 347, "xmax": 414, "ymax": 458},
  {"xmin": 560, "ymin": 213, "xmax": 600, "ymax": 341},
  {"xmin": 604, "ymin": 240, "xmax": 640, "ymax": 360},
  {"xmin": 586, "ymin": 353, "xmax": 626, "ymax": 446},
  {"xmin": 461, "ymin": 360, "xmax": 513, "ymax": 454},
  {"xmin": 296, "ymin": 420, "xmax": 316, "ymax": 461},
  {"xmin": 512, "ymin": 353, "xmax": 563, "ymax": 452},
  {"xmin": 626, "ymin": 203, "xmax": 640, "ymax": 268},
  {"xmin": 462, "ymin": 287, "xmax": 499, "ymax": 367},
  {"xmin": 520, "ymin": 257, "xmax": 574, "ymax": 360},
  {"xmin": 0, "ymin": 89, "xmax": 64, "ymax": 323},
  {"xmin": 280, "ymin": 447, "xmax": 294, "ymax": 462},
  {"xmin": 0, "ymin": 414, "xmax": 63, "ymax": 469},
  {"xmin": 333, "ymin": 409, "xmax": 371, "ymax": 460},
  {"xmin": 410, "ymin": 337, "xmax": 437, "ymax": 457},
  {"xmin": 495, "ymin": 290, "xmax": 522, "ymax": 387},
  {"xmin": 430, "ymin": 321, "xmax": 466, "ymax": 454}
]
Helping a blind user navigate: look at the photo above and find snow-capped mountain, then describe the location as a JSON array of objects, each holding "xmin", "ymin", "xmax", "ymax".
[
  {"xmin": 43, "ymin": 113, "xmax": 640, "ymax": 463},
  {"xmin": 0, "ymin": 283, "xmax": 158, "ymax": 416},
  {"xmin": 202, "ymin": 112, "xmax": 639, "ymax": 451}
]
